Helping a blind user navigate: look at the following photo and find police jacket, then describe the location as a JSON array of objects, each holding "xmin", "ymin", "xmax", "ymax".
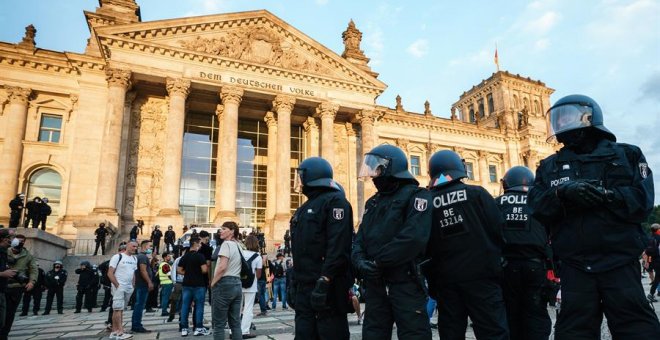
[
  {"xmin": 75, "ymin": 267, "xmax": 96, "ymax": 290},
  {"xmin": 290, "ymin": 188, "xmax": 353, "ymax": 284},
  {"xmin": 426, "ymin": 181, "xmax": 505, "ymax": 284},
  {"xmin": 98, "ymin": 260, "xmax": 111, "ymax": 286},
  {"xmin": 151, "ymin": 229, "xmax": 163, "ymax": 241},
  {"xmin": 95, "ymin": 227, "xmax": 108, "ymax": 241},
  {"xmin": 528, "ymin": 139, "xmax": 654, "ymax": 273},
  {"xmin": 164, "ymin": 230, "xmax": 176, "ymax": 243},
  {"xmin": 494, "ymin": 190, "xmax": 549, "ymax": 261},
  {"xmin": 45, "ymin": 268, "xmax": 67, "ymax": 288},
  {"xmin": 9, "ymin": 197, "xmax": 23, "ymax": 213},
  {"xmin": 25, "ymin": 200, "xmax": 40, "ymax": 218},
  {"xmin": 39, "ymin": 202, "xmax": 51, "ymax": 218},
  {"xmin": 352, "ymin": 182, "xmax": 432, "ymax": 283}
]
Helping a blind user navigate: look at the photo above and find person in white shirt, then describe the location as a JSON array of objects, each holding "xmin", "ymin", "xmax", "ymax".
[
  {"xmin": 240, "ymin": 236, "xmax": 263, "ymax": 338},
  {"xmin": 107, "ymin": 240, "xmax": 138, "ymax": 339},
  {"xmin": 211, "ymin": 222, "xmax": 243, "ymax": 340}
]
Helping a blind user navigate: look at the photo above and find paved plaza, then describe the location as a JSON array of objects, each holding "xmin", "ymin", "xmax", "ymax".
[{"xmin": 9, "ymin": 276, "xmax": 660, "ymax": 340}]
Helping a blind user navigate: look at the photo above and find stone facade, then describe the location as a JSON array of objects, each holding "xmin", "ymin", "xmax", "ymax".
[{"xmin": 0, "ymin": 1, "xmax": 557, "ymax": 242}]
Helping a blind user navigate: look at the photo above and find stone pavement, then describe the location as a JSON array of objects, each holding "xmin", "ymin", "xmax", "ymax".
[{"xmin": 9, "ymin": 275, "xmax": 660, "ymax": 339}]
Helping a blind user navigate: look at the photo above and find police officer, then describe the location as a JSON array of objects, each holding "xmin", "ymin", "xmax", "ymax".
[
  {"xmin": 424, "ymin": 150, "xmax": 509, "ymax": 340},
  {"xmin": 151, "ymin": 225, "xmax": 163, "ymax": 255},
  {"xmin": 164, "ymin": 225, "xmax": 176, "ymax": 253},
  {"xmin": 290, "ymin": 157, "xmax": 353, "ymax": 340},
  {"xmin": 352, "ymin": 144, "xmax": 432, "ymax": 340},
  {"xmin": 23, "ymin": 197, "xmax": 41, "ymax": 228},
  {"xmin": 43, "ymin": 260, "xmax": 67, "ymax": 315},
  {"xmin": 37, "ymin": 197, "xmax": 51, "ymax": 231},
  {"xmin": 8, "ymin": 193, "xmax": 25, "ymax": 229},
  {"xmin": 528, "ymin": 94, "xmax": 660, "ymax": 338},
  {"xmin": 495, "ymin": 166, "xmax": 550, "ymax": 340},
  {"xmin": 94, "ymin": 223, "xmax": 109, "ymax": 256}
]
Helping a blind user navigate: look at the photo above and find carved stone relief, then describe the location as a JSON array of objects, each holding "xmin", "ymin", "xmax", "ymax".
[
  {"xmin": 178, "ymin": 26, "xmax": 331, "ymax": 76},
  {"xmin": 124, "ymin": 96, "xmax": 168, "ymax": 219}
]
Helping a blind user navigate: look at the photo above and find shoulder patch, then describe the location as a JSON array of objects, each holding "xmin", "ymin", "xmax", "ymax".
[
  {"xmin": 639, "ymin": 162, "xmax": 649, "ymax": 178},
  {"xmin": 333, "ymin": 208, "xmax": 345, "ymax": 220},
  {"xmin": 414, "ymin": 197, "xmax": 428, "ymax": 212}
]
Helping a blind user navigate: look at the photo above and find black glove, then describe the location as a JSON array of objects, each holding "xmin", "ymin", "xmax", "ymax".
[
  {"xmin": 310, "ymin": 278, "xmax": 330, "ymax": 312},
  {"xmin": 357, "ymin": 260, "xmax": 381, "ymax": 280},
  {"xmin": 557, "ymin": 181, "xmax": 605, "ymax": 208},
  {"xmin": 287, "ymin": 282, "xmax": 297, "ymax": 310}
]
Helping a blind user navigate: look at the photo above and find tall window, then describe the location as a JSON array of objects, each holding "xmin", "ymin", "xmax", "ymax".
[
  {"xmin": 478, "ymin": 99, "xmax": 485, "ymax": 118},
  {"xmin": 236, "ymin": 119, "xmax": 269, "ymax": 228},
  {"xmin": 489, "ymin": 165, "xmax": 498, "ymax": 183},
  {"xmin": 290, "ymin": 126, "xmax": 306, "ymax": 214},
  {"xmin": 38, "ymin": 114, "xmax": 62, "ymax": 143},
  {"xmin": 27, "ymin": 168, "xmax": 61, "ymax": 229},
  {"xmin": 410, "ymin": 155, "xmax": 421, "ymax": 176},
  {"xmin": 487, "ymin": 94, "xmax": 494, "ymax": 115},
  {"xmin": 179, "ymin": 112, "xmax": 219, "ymax": 225},
  {"xmin": 465, "ymin": 162, "xmax": 475, "ymax": 180},
  {"xmin": 469, "ymin": 107, "xmax": 476, "ymax": 123}
]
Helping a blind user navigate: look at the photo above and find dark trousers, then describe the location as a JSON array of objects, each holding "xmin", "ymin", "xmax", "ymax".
[
  {"xmin": 147, "ymin": 281, "xmax": 159, "ymax": 309},
  {"xmin": 502, "ymin": 260, "xmax": 551, "ymax": 340},
  {"xmin": 44, "ymin": 286, "xmax": 64, "ymax": 313},
  {"xmin": 1, "ymin": 287, "xmax": 25, "ymax": 339},
  {"xmin": 24, "ymin": 216, "xmax": 38, "ymax": 228},
  {"xmin": 38, "ymin": 217, "xmax": 47, "ymax": 230},
  {"xmin": 435, "ymin": 278, "xmax": 509, "ymax": 340},
  {"xmin": 101, "ymin": 287, "xmax": 112, "ymax": 310},
  {"xmin": 294, "ymin": 282, "xmax": 350, "ymax": 340},
  {"xmin": 362, "ymin": 279, "xmax": 431, "ymax": 340},
  {"xmin": 165, "ymin": 241, "xmax": 175, "ymax": 253},
  {"xmin": 153, "ymin": 239, "xmax": 161, "ymax": 255},
  {"xmin": 169, "ymin": 283, "xmax": 182, "ymax": 320},
  {"xmin": 650, "ymin": 263, "xmax": 660, "ymax": 296},
  {"xmin": 8, "ymin": 212, "xmax": 20, "ymax": 229},
  {"xmin": 94, "ymin": 240, "xmax": 105, "ymax": 255},
  {"xmin": 555, "ymin": 261, "xmax": 660, "ymax": 339},
  {"xmin": 75, "ymin": 288, "xmax": 94, "ymax": 312},
  {"xmin": 21, "ymin": 288, "xmax": 43, "ymax": 315}
]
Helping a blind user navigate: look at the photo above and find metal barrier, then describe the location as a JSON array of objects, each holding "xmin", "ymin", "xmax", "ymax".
[{"xmin": 67, "ymin": 238, "xmax": 111, "ymax": 256}]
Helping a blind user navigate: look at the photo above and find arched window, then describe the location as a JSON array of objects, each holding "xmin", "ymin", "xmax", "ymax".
[
  {"xmin": 513, "ymin": 95, "xmax": 519, "ymax": 110},
  {"xmin": 487, "ymin": 94, "xmax": 494, "ymax": 115},
  {"xmin": 26, "ymin": 168, "xmax": 61, "ymax": 229},
  {"xmin": 534, "ymin": 100, "xmax": 541, "ymax": 114}
]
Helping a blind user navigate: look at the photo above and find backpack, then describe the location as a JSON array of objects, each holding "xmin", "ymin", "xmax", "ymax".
[
  {"xmin": 272, "ymin": 261, "xmax": 285, "ymax": 278},
  {"xmin": 646, "ymin": 236, "xmax": 660, "ymax": 258},
  {"xmin": 234, "ymin": 243, "xmax": 259, "ymax": 288}
]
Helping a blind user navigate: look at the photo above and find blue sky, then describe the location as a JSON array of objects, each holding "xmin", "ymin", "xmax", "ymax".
[{"xmin": 1, "ymin": 0, "xmax": 659, "ymax": 202}]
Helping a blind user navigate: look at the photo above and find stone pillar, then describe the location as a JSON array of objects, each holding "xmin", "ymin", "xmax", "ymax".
[
  {"xmin": 0, "ymin": 86, "xmax": 31, "ymax": 222},
  {"xmin": 526, "ymin": 150, "xmax": 539, "ymax": 173},
  {"xmin": 212, "ymin": 104, "xmax": 224, "ymax": 220},
  {"xmin": 272, "ymin": 95, "xmax": 296, "ymax": 239},
  {"xmin": 346, "ymin": 123, "xmax": 359, "ymax": 225},
  {"xmin": 316, "ymin": 102, "xmax": 339, "ymax": 165},
  {"xmin": 214, "ymin": 86, "xmax": 244, "ymax": 223},
  {"xmin": 93, "ymin": 68, "xmax": 131, "ymax": 215},
  {"xmin": 355, "ymin": 109, "xmax": 378, "ymax": 218},
  {"xmin": 303, "ymin": 117, "xmax": 319, "ymax": 157},
  {"xmin": 478, "ymin": 150, "xmax": 490, "ymax": 187},
  {"xmin": 264, "ymin": 112, "xmax": 278, "ymax": 228},
  {"xmin": 159, "ymin": 78, "xmax": 191, "ymax": 218}
]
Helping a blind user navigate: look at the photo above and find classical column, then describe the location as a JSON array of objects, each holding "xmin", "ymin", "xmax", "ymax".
[
  {"xmin": 212, "ymin": 104, "xmax": 224, "ymax": 220},
  {"xmin": 272, "ymin": 95, "xmax": 296, "ymax": 237},
  {"xmin": 346, "ymin": 123, "xmax": 359, "ymax": 224},
  {"xmin": 264, "ymin": 112, "xmax": 278, "ymax": 226},
  {"xmin": 316, "ymin": 102, "xmax": 339, "ymax": 165},
  {"xmin": 159, "ymin": 77, "xmax": 191, "ymax": 217},
  {"xmin": 478, "ymin": 150, "xmax": 490, "ymax": 187},
  {"xmin": 93, "ymin": 68, "xmax": 131, "ymax": 214},
  {"xmin": 526, "ymin": 150, "xmax": 539, "ymax": 172},
  {"xmin": 303, "ymin": 117, "xmax": 319, "ymax": 157},
  {"xmin": 0, "ymin": 86, "xmax": 31, "ymax": 221},
  {"xmin": 214, "ymin": 86, "xmax": 244, "ymax": 223},
  {"xmin": 355, "ymin": 109, "xmax": 379, "ymax": 217}
]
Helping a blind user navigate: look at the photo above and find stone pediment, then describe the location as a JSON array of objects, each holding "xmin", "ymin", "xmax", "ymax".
[{"xmin": 94, "ymin": 10, "xmax": 386, "ymax": 92}]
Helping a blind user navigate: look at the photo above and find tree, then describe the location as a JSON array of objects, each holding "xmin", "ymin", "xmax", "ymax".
[{"xmin": 642, "ymin": 205, "xmax": 660, "ymax": 233}]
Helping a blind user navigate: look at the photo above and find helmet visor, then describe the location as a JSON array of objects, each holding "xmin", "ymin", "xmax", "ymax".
[
  {"xmin": 546, "ymin": 104, "xmax": 593, "ymax": 142},
  {"xmin": 358, "ymin": 154, "xmax": 389, "ymax": 180},
  {"xmin": 293, "ymin": 169, "xmax": 304, "ymax": 193}
]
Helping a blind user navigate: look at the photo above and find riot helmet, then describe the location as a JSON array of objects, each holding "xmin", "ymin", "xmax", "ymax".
[
  {"xmin": 501, "ymin": 166, "xmax": 534, "ymax": 192},
  {"xmin": 293, "ymin": 157, "xmax": 341, "ymax": 193},
  {"xmin": 428, "ymin": 150, "xmax": 467, "ymax": 187},
  {"xmin": 358, "ymin": 144, "xmax": 414, "ymax": 180},
  {"xmin": 546, "ymin": 94, "xmax": 615, "ymax": 143},
  {"xmin": 42, "ymin": 197, "xmax": 48, "ymax": 203}
]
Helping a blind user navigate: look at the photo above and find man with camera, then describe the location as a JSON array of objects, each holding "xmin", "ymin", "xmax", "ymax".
[{"xmin": 1, "ymin": 234, "xmax": 37, "ymax": 339}]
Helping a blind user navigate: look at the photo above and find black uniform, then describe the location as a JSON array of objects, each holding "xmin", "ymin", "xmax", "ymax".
[
  {"xmin": 43, "ymin": 267, "xmax": 67, "ymax": 314},
  {"xmin": 495, "ymin": 190, "xmax": 551, "ymax": 340},
  {"xmin": 98, "ymin": 260, "xmax": 112, "ymax": 311},
  {"xmin": 353, "ymin": 183, "xmax": 432, "ymax": 340},
  {"xmin": 425, "ymin": 182, "xmax": 509, "ymax": 340},
  {"xmin": 24, "ymin": 198, "xmax": 40, "ymax": 228},
  {"xmin": 8, "ymin": 196, "xmax": 24, "ymax": 229},
  {"xmin": 164, "ymin": 230, "xmax": 176, "ymax": 253},
  {"xmin": 94, "ymin": 226, "xmax": 108, "ymax": 255},
  {"xmin": 37, "ymin": 201, "xmax": 51, "ymax": 231},
  {"xmin": 129, "ymin": 225, "xmax": 139, "ymax": 241},
  {"xmin": 151, "ymin": 229, "xmax": 163, "ymax": 254},
  {"xmin": 529, "ymin": 139, "xmax": 660, "ymax": 338},
  {"xmin": 74, "ymin": 266, "xmax": 96, "ymax": 313},
  {"xmin": 290, "ymin": 188, "xmax": 353, "ymax": 340},
  {"xmin": 20, "ymin": 267, "xmax": 45, "ymax": 315}
]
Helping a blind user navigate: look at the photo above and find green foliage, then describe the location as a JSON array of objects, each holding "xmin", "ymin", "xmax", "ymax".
[{"xmin": 642, "ymin": 205, "xmax": 660, "ymax": 233}]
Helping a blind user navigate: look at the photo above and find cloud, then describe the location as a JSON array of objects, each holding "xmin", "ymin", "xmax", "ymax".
[
  {"xmin": 407, "ymin": 39, "xmax": 429, "ymax": 58},
  {"xmin": 363, "ymin": 23, "xmax": 384, "ymax": 66},
  {"xmin": 639, "ymin": 72, "xmax": 660, "ymax": 102},
  {"xmin": 524, "ymin": 11, "xmax": 560, "ymax": 35},
  {"xmin": 585, "ymin": 0, "xmax": 658, "ymax": 51}
]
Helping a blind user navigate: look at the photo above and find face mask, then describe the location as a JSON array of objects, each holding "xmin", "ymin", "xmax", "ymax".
[
  {"xmin": 145, "ymin": 249, "xmax": 153, "ymax": 255},
  {"xmin": 10, "ymin": 238, "xmax": 20, "ymax": 248}
]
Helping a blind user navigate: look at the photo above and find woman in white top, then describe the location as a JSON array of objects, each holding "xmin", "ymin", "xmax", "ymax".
[
  {"xmin": 211, "ymin": 221, "xmax": 243, "ymax": 340},
  {"xmin": 240, "ymin": 236, "xmax": 263, "ymax": 338}
]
